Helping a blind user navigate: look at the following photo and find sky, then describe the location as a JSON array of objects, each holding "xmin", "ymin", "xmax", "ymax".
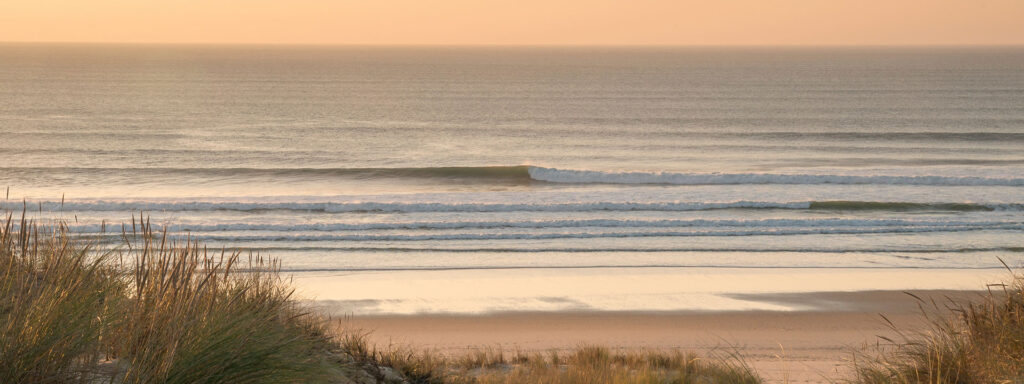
[{"xmin": 1, "ymin": 0, "xmax": 1023, "ymax": 46}]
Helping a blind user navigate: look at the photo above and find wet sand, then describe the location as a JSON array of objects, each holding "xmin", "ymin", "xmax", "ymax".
[{"xmin": 336, "ymin": 290, "xmax": 987, "ymax": 383}]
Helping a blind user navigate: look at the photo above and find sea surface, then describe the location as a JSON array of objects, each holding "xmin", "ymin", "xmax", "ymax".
[{"xmin": 2, "ymin": 45, "xmax": 1022, "ymax": 314}]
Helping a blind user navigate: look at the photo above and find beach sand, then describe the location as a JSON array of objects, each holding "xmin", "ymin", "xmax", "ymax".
[{"xmin": 337, "ymin": 290, "xmax": 987, "ymax": 383}]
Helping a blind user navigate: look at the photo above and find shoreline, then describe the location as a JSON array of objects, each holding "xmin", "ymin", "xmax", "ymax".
[
  {"xmin": 335, "ymin": 289, "xmax": 987, "ymax": 383},
  {"xmin": 295, "ymin": 267, "xmax": 1009, "ymax": 315}
]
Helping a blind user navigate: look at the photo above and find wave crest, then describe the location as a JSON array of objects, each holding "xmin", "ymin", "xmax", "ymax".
[{"xmin": 527, "ymin": 166, "xmax": 1024, "ymax": 186}]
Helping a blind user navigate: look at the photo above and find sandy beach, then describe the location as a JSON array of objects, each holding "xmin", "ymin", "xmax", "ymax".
[{"xmin": 338, "ymin": 290, "xmax": 987, "ymax": 383}]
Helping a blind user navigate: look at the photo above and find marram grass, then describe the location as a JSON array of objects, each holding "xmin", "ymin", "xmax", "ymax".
[
  {"xmin": 336, "ymin": 333, "xmax": 763, "ymax": 384},
  {"xmin": 0, "ymin": 213, "xmax": 117, "ymax": 383},
  {"xmin": 851, "ymin": 265, "xmax": 1024, "ymax": 384},
  {"xmin": 1, "ymin": 212, "xmax": 333, "ymax": 383}
]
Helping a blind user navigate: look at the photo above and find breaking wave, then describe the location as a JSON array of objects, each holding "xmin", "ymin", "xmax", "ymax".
[{"xmin": 527, "ymin": 166, "xmax": 1024, "ymax": 186}]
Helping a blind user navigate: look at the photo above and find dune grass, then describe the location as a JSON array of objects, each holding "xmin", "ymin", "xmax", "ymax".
[
  {"xmin": 110, "ymin": 222, "xmax": 334, "ymax": 383},
  {"xmin": 1, "ymin": 212, "xmax": 336, "ymax": 383},
  {"xmin": 0, "ymin": 212, "xmax": 118, "ymax": 383},
  {"xmin": 337, "ymin": 332, "xmax": 763, "ymax": 384},
  {"xmin": 462, "ymin": 346, "xmax": 762, "ymax": 384},
  {"xmin": 851, "ymin": 267, "xmax": 1024, "ymax": 383}
]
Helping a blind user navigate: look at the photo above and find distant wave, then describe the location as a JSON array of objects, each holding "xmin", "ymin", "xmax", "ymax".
[
  {"xmin": 6, "ymin": 165, "xmax": 1024, "ymax": 186},
  {"xmin": 527, "ymin": 167, "xmax": 1024, "ymax": 186},
  {"xmin": 716, "ymin": 131, "xmax": 1024, "ymax": 142},
  {"xmin": 17, "ymin": 200, "xmax": 1022, "ymax": 213},
  {"xmin": 807, "ymin": 201, "xmax": 1008, "ymax": 212}
]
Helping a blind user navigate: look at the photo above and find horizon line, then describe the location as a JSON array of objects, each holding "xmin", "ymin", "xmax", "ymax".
[{"xmin": 2, "ymin": 41, "xmax": 1024, "ymax": 48}]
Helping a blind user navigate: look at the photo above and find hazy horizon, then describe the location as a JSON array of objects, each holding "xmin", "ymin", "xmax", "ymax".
[{"xmin": 5, "ymin": 42, "xmax": 1024, "ymax": 48}]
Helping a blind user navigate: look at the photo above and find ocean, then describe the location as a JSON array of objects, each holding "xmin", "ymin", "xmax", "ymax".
[{"xmin": 2, "ymin": 45, "xmax": 1022, "ymax": 314}]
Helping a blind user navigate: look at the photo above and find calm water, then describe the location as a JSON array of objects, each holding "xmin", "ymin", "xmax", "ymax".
[{"xmin": 2, "ymin": 45, "xmax": 1023, "ymax": 313}]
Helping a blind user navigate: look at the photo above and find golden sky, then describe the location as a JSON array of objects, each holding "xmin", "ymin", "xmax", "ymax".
[{"xmin": 2, "ymin": 0, "xmax": 1023, "ymax": 45}]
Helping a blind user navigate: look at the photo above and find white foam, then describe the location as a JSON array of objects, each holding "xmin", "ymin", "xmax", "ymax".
[{"xmin": 528, "ymin": 166, "xmax": 1024, "ymax": 186}]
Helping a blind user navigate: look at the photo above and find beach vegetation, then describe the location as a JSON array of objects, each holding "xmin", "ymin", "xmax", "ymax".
[
  {"xmin": 851, "ymin": 264, "xmax": 1024, "ymax": 384},
  {"xmin": 336, "ymin": 333, "xmax": 763, "ymax": 384},
  {"xmin": 0, "ymin": 212, "xmax": 336, "ymax": 383}
]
